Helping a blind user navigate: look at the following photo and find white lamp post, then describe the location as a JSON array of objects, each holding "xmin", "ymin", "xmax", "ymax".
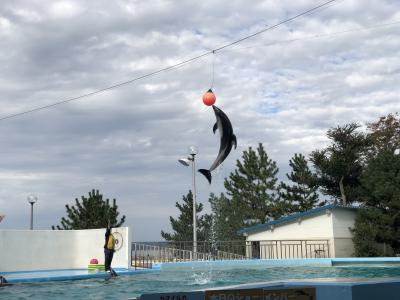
[
  {"xmin": 27, "ymin": 194, "xmax": 38, "ymax": 230},
  {"xmin": 178, "ymin": 146, "xmax": 198, "ymax": 255}
]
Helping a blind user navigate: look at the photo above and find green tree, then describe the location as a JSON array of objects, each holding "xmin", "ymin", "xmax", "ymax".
[
  {"xmin": 161, "ymin": 190, "xmax": 211, "ymax": 242},
  {"xmin": 310, "ymin": 123, "xmax": 369, "ymax": 204},
  {"xmin": 209, "ymin": 193, "xmax": 245, "ymax": 241},
  {"xmin": 224, "ymin": 143, "xmax": 280, "ymax": 226},
  {"xmin": 352, "ymin": 150, "xmax": 400, "ymax": 256},
  {"xmin": 279, "ymin": 153, "xmax": 323, "ymax": 213},
  {"xmin": 352, "ymin": 113, "xmax": 400, "ymax": 256},
  {"xmin": 367, "ymin": 112, "xmax": 400, "ymax": 156},
  {"xmin": 351, "ymin": 207, "xmax": 387, "ymax": 257},
  {"xmin": 52, "ymin": 189, "xmax": 125, "ymax": 230}
]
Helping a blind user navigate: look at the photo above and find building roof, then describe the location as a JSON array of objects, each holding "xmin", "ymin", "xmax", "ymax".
[{"xmin": 238, "ymin": 204, "xmax": 359, "ymax": 236}]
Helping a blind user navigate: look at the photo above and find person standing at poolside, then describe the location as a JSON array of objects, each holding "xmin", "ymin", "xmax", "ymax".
[{"xmin": 104, "ymin": 224, "xmax": 117, "ymax": 276}]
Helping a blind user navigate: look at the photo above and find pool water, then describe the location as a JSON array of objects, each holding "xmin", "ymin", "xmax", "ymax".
[{"xmin": 2, "ymin": 264, "xmax": 400, "ymax": 300}]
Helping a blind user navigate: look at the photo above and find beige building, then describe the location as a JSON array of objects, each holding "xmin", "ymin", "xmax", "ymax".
[{"xmin": 239, "ymin": 205, "xmax": 358, "ymax": 259}]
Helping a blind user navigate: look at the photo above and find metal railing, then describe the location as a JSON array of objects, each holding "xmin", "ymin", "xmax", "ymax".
[
  {"xmin": 137, "ymin": 241, "xmax": 247, "ymax": 255},
  {"xmin": 131, "ymin": 241, "xmax": 247, "ymax": 268},
  {"xmin": 248, "ymin": 240, "xmax": 330, "ymax": 259},
  {"xmin": 131, "ymin": 239, "xmax": 330, "ymax": 268}
]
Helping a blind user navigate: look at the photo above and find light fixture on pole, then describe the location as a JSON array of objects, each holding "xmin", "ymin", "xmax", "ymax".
[
  {"xmin": 178, "ymin": 146, "xmax": 198, "ymax": 255},
  {"xmin": 27, "ymin": 194, "xmax": 38, "ymax": 230}
]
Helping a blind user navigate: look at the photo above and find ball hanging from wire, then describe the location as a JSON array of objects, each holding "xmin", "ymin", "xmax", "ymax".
[{"xmin": 202, "ymin": 89, "xmax": 216, "ymax": 106}]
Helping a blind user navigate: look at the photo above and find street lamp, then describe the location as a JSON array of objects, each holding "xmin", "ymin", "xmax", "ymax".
[
  {"xmin": 27, "ymin": 194, "xmax": 38, "ymax": 230},
  {"xmin": 178, "ymin": 146, "xmax": 198, "ymax": 255}
]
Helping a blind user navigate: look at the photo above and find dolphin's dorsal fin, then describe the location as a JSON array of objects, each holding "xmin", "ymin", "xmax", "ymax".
[
  {"xmin": 232, "ymin": 134, "xmax": 237, "ymax": 149},
  {"xmin": 213, "ymin": 122, "xmax": 218, "ymax": 134}
]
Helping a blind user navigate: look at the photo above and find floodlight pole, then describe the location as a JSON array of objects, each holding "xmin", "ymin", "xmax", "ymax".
[
  {"xmin": 179, "ymin": 148, "xmax": 198, "ymax": 258},
  {"xmin": 30, "ymin": 202, "xmax": 34, "ymax": 230},
  {"xmin": 190, "ymin": 152, "xmax": 197, "ymax": 256},
  {"xmin": 27, "ymin": 195, "xmax": 38, "ymax": 230}
]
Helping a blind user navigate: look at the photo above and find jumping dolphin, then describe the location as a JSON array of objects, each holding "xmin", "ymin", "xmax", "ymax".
[{"xmin": 198, "ymin": 105, "xmax": 237, "ymax": 184}]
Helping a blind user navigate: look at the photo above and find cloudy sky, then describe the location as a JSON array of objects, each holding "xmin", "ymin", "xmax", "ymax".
[{"xmin": 0, "ymin": 0, "xmax": 399, "ymax": 240}]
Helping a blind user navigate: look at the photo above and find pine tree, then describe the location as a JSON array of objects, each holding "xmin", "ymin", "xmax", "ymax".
[
  {"xmin": 209, "ymin": 193, "xmax": 245, "ymax": 241},
  {"xmin": 310, "ymin": 123, "xmax": 369, "ymax": 204},
  {"xmin": 52, "ymin": 189, "xmax": 125, "ymax": 229},
  {"xmin": 351, "ymin": 207, "xmax": 386, "ymax": 257},
  {"xmin": 346, "ymin": 113, "xmax": 400, "ymax": 256},
  {"xmin": 279, "ymin": 153, "xmax": 323, "ymax": 213},
  {"xmin": 367, "ymin": 112, "xmax": 400, "ymax": 156},
  {"xmin": 353, "ymin": 150, "xmax": 400, "ymax": 255},
  {"xmin": 224, "ymin": 143, "xmax": 280, "ymax": 225},
  {"xmin": 161, "ymin": 190, "xmax": 210, "ymax": 242},
  {"xmin": 351, "ymin": 113, "xmax": 400, "ymax": 256}
]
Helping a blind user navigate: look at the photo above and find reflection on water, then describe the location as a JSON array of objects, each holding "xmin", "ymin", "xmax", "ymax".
[{"xmin": 2, "ymin": 264, "xmax": 400, "ymax": 300}]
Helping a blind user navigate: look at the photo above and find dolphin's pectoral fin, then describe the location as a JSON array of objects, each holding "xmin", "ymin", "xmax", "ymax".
[
  {"xmin": 232, "ymin": 134, "xmax": 237, "ymax": 149},
  {"xmin": 213, "ymin": 122, "xmax": 218, "ymax": 134},
  {"xmin": 198, "ymin": 169, "xmax": 212, "ymax": 184}
]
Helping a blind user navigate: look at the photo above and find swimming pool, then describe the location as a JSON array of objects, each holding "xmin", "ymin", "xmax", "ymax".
[{"xmin": 2, "ymin": 262, "xmax": 400, "ymax": 300}]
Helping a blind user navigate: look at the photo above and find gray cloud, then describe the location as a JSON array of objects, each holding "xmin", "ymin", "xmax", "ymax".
[{"xmin": 0, "ymin": 0, "xmax": 399, "ymax": 240}]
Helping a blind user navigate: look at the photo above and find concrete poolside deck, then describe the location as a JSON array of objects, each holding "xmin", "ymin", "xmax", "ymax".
[
  {"xmin": 139, "ymin": 277, "xmax": 400, "ymax": 300},
  {"xmin": 2, "ymin": 267, "xmax": 158, "ymax": 284}
]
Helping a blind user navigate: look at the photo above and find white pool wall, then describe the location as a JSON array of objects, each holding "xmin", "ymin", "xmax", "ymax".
[
  {"xmin": 0, "ymin": 227, "xmax": 131, "ymax": 272},
  {"xmin": 153, "ymin": 257, "xmax": 400, "ymax": 270}
]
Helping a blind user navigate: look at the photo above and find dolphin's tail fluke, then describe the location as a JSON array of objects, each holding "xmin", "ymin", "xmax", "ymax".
[{"xmin": 198, "ymin": 169, "xmax": 212, "ymax": 184}]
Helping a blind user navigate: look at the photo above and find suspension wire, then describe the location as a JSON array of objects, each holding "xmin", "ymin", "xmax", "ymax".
[
  {"xmin": 0, "ymin": 0, "xmax": 338, "ymax": 122},
  {"xmin": 0, "ymin": 52, "xmax": 211, "ymax": 122},
  {"xmin": 210, "ymin": 51, "xmax": 216, "ymax": 90},
  {"xmin": 220, "ymin": 19, "xmax": 400, "ymax": 52},
  {"xmin": 210, "ymin": 0, "xmax": 338, "ymax": 52}
]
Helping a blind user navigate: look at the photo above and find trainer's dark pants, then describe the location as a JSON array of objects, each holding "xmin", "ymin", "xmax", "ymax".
[{"xmin": 104, "ymin": 248, "xmax": 114, "ymax": 271}]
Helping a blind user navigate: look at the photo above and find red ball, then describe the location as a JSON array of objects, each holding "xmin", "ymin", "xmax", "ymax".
[
  {"xmin": 90, "ymin": 258, "xmax": 98, "ymax": 264},
  {"xmin": 202, "ymin": 89, "xmax": 216, "ymax": 106}
]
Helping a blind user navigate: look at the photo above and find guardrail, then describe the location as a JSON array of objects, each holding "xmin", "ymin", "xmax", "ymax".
[
  {"xmin": 131, "ymin": 239, "xmax": 330, "ymax": 268},
  {"xmin": 131, "ymin": 241, "xmax": 247, "ymax": 268},
  {"xmin": 251, "ymin": 240, "xmax": 330, "ymax": 259}
]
